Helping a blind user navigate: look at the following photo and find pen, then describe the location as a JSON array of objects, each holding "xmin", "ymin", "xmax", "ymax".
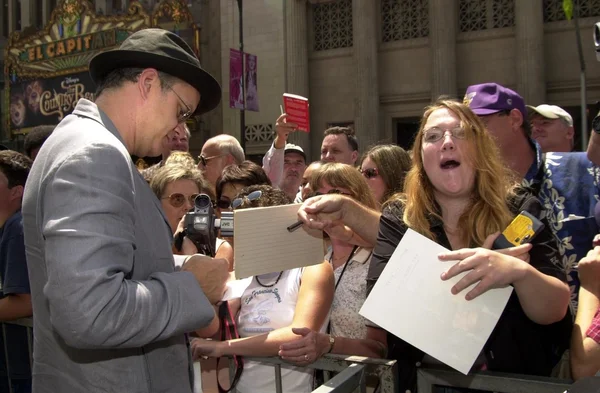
[
  {"xmin": 287, "ymin": 220, "xmax": 303, "ymax": 232},
  {"xmin": 280, "ymin": 105, "xmax": 284, "ymax": 115}
]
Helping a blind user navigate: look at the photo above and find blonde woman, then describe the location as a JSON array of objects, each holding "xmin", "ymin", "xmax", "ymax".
[{"xmin": 279, "ymin": 163, "xmax": 387, "ymax": 365}]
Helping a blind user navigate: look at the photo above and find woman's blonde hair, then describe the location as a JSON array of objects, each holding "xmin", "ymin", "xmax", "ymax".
[
  {"xmin": 397, "ymin": 99, "xmax": 518, "ymax": 247},
  {"xmin": 164, "ymin": 151, "xmax": 197, "ymax": 168},
  {"xmin": 150, "ymin": 163, "xmax": 215, "ymax": 201},
  {"xmin": 311, "ymin": 163, "xmax": 377, "ymax": 210}
]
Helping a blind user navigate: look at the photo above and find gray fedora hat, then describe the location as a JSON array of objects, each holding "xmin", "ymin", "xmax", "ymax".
[{"xmin": 89, "ymin": 28, "xmax": 221, "ymax": 115}]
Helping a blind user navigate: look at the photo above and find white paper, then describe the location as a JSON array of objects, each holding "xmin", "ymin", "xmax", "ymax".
[
  {"xmin": 221, "ymin": 277, "xmax": 253, "ymax": 301},
  {"xmin": 233, "ymin": 204, "xmax": 324, "ymax": 278},
  {"xmin": 359, "ymin": 229, "xmax": 513, "ymax": 375}
]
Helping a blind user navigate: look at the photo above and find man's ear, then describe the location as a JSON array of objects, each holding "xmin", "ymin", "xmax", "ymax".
[
  {"xmin": 225, "ymin": 154, "xmax": 236, "ymax": 166},
  {"xmin": 351, "ymin": 150, "xmax": 359, "ymax": 165},
  {"xmin": 9, "ymin": 185, "xmax": 24, "ymax": 202},
  {"xmin": 138, "ymin": 68, "xmax": 160, "ymax": 101},
  {"xmin": 509, "ymin": 109, "xmax": 524, "ymax": 133}
]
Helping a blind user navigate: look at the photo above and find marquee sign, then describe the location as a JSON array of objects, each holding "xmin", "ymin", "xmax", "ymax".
[{"xmin": 4, "ymin": 0, "xmax": 200, "ymax": 136}]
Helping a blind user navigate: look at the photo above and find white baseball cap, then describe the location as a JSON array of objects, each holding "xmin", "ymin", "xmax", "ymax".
[{"xmin": 527, "ymin": 104, "xmax": 573, "ymax": 126}]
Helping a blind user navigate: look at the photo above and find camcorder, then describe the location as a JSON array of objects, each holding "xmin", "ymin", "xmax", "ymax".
[{"xmin": 175, "ymin": 194, "xmax": 233, "ymax": 257}]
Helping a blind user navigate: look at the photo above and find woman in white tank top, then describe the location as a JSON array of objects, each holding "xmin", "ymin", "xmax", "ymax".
[{"xmin": 191, "ymin": 186, "xmax": 334, "ymax": 393}]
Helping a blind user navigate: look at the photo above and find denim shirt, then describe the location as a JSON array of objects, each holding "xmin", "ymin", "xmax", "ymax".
[{"xmin": 523, "ymin": 140, "xmax": 600, "ymax": 312}]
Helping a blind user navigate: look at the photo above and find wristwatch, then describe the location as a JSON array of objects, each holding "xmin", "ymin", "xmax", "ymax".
[
  {"xmin": 326, "ymin": 335, "xmax": 336, "ymax": 353},
  {"xmin": 592, "ymin": 114, "xmax": 600, "ymax": 134}
]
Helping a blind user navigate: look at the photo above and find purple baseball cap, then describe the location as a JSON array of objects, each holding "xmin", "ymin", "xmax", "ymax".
[{"xmin": 463, "ymin": 83, "xmax": 527, "ymax": 119}]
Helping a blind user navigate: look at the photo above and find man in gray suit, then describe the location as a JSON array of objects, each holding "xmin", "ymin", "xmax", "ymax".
[{"xmin": 21, "ymin": 29, "xmax": 229, "ymax": 392}]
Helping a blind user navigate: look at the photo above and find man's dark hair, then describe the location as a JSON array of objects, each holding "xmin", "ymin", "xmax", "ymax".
[
  {"xmin": 323, "ymin": 126, "xmax": 359, "ymax": 151},
  {"xmin": 0, "ymin": 150, "xmax": 32, "ymax": 188},
  {"xmin": 216, "ymin": 160, "xmax": 271, "ymax": 200},
  {"xmin": 94, "ymin": 67, "xmax": 179, "ymax": 97},
  {"xmin": 24, "ymin": 125, "xmax": 55, "ymax": 157}
]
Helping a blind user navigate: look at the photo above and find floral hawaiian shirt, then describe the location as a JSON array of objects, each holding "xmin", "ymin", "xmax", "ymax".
[{"xmin": 523, "ymin": 140, "xmax": 600, "ymax": 313}]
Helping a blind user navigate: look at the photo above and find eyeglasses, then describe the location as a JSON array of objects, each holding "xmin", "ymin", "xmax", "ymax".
[
  {"xmin": 161, "ymin": 193, "xmax": 200, "ymax": 208},
  {"xmin": 199, "ymin": 153, "xmax": 227, "ymax": 167},
  {"xmin": 422, "ymin": 127, "xmax": 466, "ymax": 144},
  {"xmin": 360, "ymin": 167, "xmax": 379, "ymax": 179},
  {"xmin": 232, "ymin": 190, "xmax": 263, "ymax": 209},
  {"xmin": 166, "ymin": 84, "xmax": 193, "ymax": 123},
  {"xmin": 312, "ymin": 189, "xmax": 352, "ymax": 197}
]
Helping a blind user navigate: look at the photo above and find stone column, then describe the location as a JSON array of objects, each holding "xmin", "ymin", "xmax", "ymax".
[
  {"xmin": 430, "ymin": 0, "xmax": 458, "ymax": 100},
  {"xmin": 43, "ymin": 0, "xmax": 52, "ymax": 23},
  {"xmin": 353, "ymin": 0, "xmax": 380, "ymax": 152},
  {"xmin": 515, "ymin": 0, "xmax": 545, "ymax": 104},
  {"xmin": 95, "ymin": 0, "xmax": 113, "ymax": 16},
  {"xmin": 8, "ymin": 0, "xmax": 17, "ymax": 32},
  {"xmin": 20, "ymin": 0, "xmax": 33, "ymax": 29},
  {"xmin": 284, "ymin": 0, "xmax": 311, "ymax": 158}
]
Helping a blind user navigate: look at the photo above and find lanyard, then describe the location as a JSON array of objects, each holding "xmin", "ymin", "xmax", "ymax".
[{"xmin": 330, "ymin": 245, "xmax": 359, "ymax": 292}]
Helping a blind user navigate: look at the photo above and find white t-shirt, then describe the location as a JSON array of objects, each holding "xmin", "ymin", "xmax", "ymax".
[{"xmin": 235, "ymin": 268, "xmax": 313, "ymax": 393}]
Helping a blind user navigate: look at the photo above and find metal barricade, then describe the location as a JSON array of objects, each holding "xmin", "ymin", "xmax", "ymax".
[
  {"xmin": 227, "ymin": 354, "xmax": 399, "ymax": 393},
  {"xmin": 417, "ymin": 366, "xmax": 576, "ymax": 393}
]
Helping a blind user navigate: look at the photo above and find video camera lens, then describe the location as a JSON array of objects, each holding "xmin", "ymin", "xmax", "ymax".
[{"xmin": 194, "ymin": 194, "xmax": 212, "ymax": 209}]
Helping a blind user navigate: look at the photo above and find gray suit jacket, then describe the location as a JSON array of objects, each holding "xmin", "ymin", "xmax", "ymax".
[{"xmin": 22, "ymin": 99, "xmax": 214, "ymax": 393}]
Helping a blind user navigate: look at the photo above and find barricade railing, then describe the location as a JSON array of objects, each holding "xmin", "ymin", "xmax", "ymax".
[
  {"xmin": 417, "ymin": 366, "xmax": 578, "ymax": 393},
  {"xmin": 228, "ymin": 354, "xmax": 399, "ymax": 393}
]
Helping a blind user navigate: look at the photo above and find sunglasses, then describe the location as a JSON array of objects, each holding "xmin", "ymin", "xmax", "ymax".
[
  {"xmin": 360, "ymin": 167, "xmax": 379, "ymax": 179},
  {"xmin": 312, "ymin": 189, "xmax": 352, "ymax": 198},
  {"xmin": 217, "ymin": 190, "xmax": 263, "ymax": 210},
  {"xmin": 199, "ymin": 153, "xmax": 227, "ymax": 167},
  {"xmin": 162, "ymin": 193, "xmax": 200, "ymax": 208}
]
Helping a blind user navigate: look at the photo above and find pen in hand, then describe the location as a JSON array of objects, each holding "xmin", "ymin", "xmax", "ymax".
[{"xmin": 287, "ymin": 220, "xmax": 303, "ymax": 232}]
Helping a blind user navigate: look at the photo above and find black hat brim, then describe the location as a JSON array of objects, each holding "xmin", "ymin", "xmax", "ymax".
[{"xmin": 89, "ymin": 50, "xmax": 221, "ymax": 115}]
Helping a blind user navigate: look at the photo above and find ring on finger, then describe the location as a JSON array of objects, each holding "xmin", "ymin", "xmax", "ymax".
[{"xmin": 304, "ymin": 354, "xmax": 309, "ymax": 361}]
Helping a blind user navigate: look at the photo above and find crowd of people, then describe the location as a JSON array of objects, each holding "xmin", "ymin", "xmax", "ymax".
[{"xmin": 1, "ymin": 27, "xmax": 600, "ymax": 393}]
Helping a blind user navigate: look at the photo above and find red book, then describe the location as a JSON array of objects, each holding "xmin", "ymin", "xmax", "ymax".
[{"xmin": 283, "ymin": 93, "xmax": 310, "ymax": 132}]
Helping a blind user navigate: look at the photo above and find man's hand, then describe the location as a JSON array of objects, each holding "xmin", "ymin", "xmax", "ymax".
[
  {"xmin": 182, "ymin": 255, "xmax": 229, "ymax": 304},
  {"xmin": 579, "ymin": 246, "xmax": 600, "ymax": 294},
  {"xmin": 274, "ymin": 114, "xmax": 298, "ymax": 149},
  {"xmin": 297, "ymin": 194, "xmax": 348, "ymax": 231}
]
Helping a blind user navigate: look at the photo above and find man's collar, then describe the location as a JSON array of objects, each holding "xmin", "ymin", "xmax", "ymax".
[
  {"xmin": 523, "ymin": 137, "xmax": 544, "ymax": 182},
  {"xmin": 72, "ymin": 99, "xmax": 127, "ymax": 149}
]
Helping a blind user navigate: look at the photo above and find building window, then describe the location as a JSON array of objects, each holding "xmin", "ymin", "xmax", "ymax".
[
  {"xmin": 543, "ymin": 0, "xmax": 600, "ymax": 22},
  {"xmin": 459, "ymin": 0, "xmax": 514, "ymax": 32},
  {"xmin": 381, "ymin": 0, "xmax": 429, "ymax": 42},
  {"xmin": 312, "ymin": 0, "xmax": 353, "ymax": 51},
  {"xmin": 245, "ymin": 124, "xmax": 274, "ymax": 143}
]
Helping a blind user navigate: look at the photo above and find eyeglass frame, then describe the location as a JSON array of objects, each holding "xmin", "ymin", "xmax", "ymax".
[
  {"xmin": 161, "ymin": 192, "xmax": 200, "ymax": 208},
  {"xmin": 422, "ymin": 126, "xmax": 467, "ymax": 144},
  {"xmin": 199, "ymin": 153, "xmax": 228, "ymax": 167},
  {"xmin": 165, "ymin": 84, "xmax": 193, "ymax": 123},
  {"xmin": 360, "ymin": 167, "xmax": 379, "ymax": 179}
]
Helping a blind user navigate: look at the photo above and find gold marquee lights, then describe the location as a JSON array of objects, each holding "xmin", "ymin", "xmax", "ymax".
[{"xmin": 4, "ymin": 0, "xmax": 200, "ymax": 136}]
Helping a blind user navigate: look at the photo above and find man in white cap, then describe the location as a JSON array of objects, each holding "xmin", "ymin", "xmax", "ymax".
[{"xmin": 528, "ymin": 104, "xmax": 575, "ymax": 153}]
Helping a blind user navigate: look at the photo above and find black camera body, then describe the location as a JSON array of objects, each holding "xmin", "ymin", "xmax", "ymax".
[{"xmin": 182, "ymin": 194, "xmax": 233, "ymax": 257}]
